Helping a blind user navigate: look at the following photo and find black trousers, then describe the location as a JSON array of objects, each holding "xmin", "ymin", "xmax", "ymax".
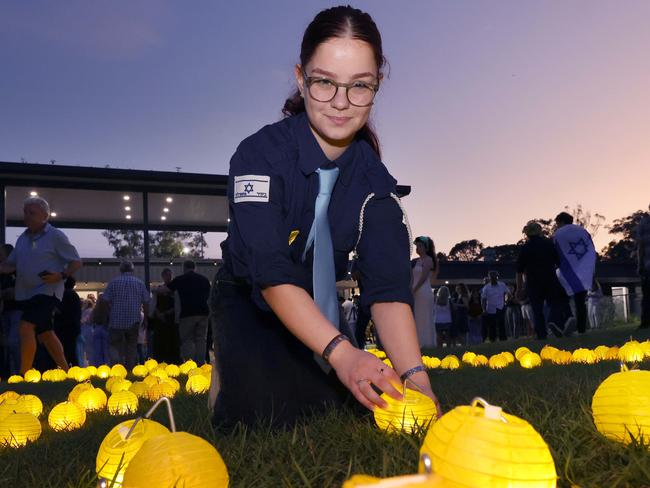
[
  {"xmin": 641, "ymin": 275, "xmax": 650, "ymax": 328},
  {"xmin": 484, "ymin": 308, "xmax": 507, "ymax": 341},
  {"xmin": 211, "ymin": 280, "xmax": 351, "ymax": 431},
  {"xmin": 574, "ymin": 291, "xmax": 588, "ymax": 333},
  {"xmin": 528, "ymin": 282, "xmax": 566, "ymax": 340}
]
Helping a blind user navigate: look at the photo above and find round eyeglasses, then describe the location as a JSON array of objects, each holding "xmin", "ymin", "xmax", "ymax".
[{"xmin": 302, "ymin": 70, "xmax": 379, "ymax": 107}]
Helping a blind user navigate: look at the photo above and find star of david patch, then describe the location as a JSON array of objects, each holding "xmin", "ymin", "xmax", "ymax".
[{"xmin": 234, "ymin": 175, "xmax": 270, "ymax": 203}]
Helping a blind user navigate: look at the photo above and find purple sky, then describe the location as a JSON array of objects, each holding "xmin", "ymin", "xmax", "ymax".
[{"xmin": 2, "ymin": 1, "xmax": 649, "ymax": 258}]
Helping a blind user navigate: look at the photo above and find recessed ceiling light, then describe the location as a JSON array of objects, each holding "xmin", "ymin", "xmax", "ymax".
[
  {"xmin": 124, "ymin": 206, "xmax": 131, "ymax": 211},
  {"xmin": 126, "ymin": 215, "xmax": 132, "ymax": 220},
  {"xmin": 50, "ymin": 212, "xmax": 57, "ymax": 217},
  {"xmin": 166, "ymin": 197, "xmax": 173, "ymax": 203},
  {"xmin": 161, "ymin": 216, "xmax": 167, "ymax": 221},
  {"xmin": 163, "ymin": 208, "xmax": 169, "ymax": 213},
  {"xmin": 30, "ymin": 191, "xmax": 38, "ymax": 197},
  {"xmin": 123, "ymin": 195, "xmax": 130, "ymax": 201}
]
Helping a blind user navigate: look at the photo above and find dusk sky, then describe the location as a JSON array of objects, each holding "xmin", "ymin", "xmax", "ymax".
[{"xmin": 2, "ymin": 1, "xmax": 649, "ymax": 258}]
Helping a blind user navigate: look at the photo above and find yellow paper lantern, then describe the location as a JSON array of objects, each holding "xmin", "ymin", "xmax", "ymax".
[
  {"xmin": 48, "ymin": 401, "xmax": 87, "ymax": 431},
  {"xmin": 111, "ymin": 379, "xmax": 134, "ymax": 394},
  {"xmin": 185, "ymin": 374, "xmax": 210, "ymax": 394},
  {"xmin": 111, "ymin": 364, "xmax": 128, "ymax": 378},
  {"xmin": 108, "ymin": 391, "xmax": 139, "ymax": 415},
  {"xmin": 593, "ymin": 345, "xmax": 610, "ymax": 361},
  {"xmin": 605, "ymin": 346, "xmax": 620, "ymax": 361},
  {"xmin": 77, "ymin": 387, "xmax": 108, "ymax": 412},
  {"xmin": 344, "ymin": 473, "xmax": 444, "ymax": 487},
  {"xmin": 86, "ymin": 365, "xmax": 98, "ymax": 377},
  {"xmin": 129, "ymin": 381, "xmax": 149, "ymax": 398},
  {"xmin": 96, "ymin": 418, "xmax": 170, "ymax": 486},
  {"xmin": 571, "ymin": 348, "xmax": 596, "ymax": 364},
  {"xmin": 42, "ymin": 368, "xmax": 68, "ymax": 382},
  {"xmin": 7, "ymin": 374, "xmax": 24, "ymax": 383},
  {"xmin": 164, "ymin": 364, "xmax": 181, "ymax": 377},
  {"xmin": 200, "ymin": 364, "xmax": 212, "ymax": 375},
  {"xmin": 640, "ymin": 340, "xmax": 650, "ymax": 358},
  {"xmin": 552, "ymin": 350, "xmax": 572, "ymax": 365},
  {"xmin": 0, "ymin": 399, "xmax": 20, "ymax": 420},
  {"xmin": 144, "ymin": 358, "xmax": 158, "ymax": 372},
  {"xmin": 67, "ymin": 365, "xmax": 82, "ymax": 380},
  {"xmin": 165, "ymin": 378, "xmax": 181, "ymax": 394},
  {"xmin": 122, "ymin": 431, "xmax": 229, "ymax": 487},
  {"xmin": 540, "ymin": 345, "xmax": 559, "ymax": 361},
  {"xmin": 592, "ymin": 368, "xmax": 650, "ymax": 445},
  {"xmin": 97, "ymin": 365, "xmax": 111, "ymax": 378},
  {"xmin": 0, "ymin": 391, "xmax": 20, "ymax": 403},
  {"xmin": 69, "ymin": 382, "xmax": 94, "ymax": 403},
  {"xmin": 374, "ymin": 388, "xmax": 438, "ymax": 433},
  {"xmin": 149, "ymin": 368, "xmax": 169, "ymax": 380},
  {"xmin": 420, "ymin": 398, "xmax": 557, "ymax": 486},
  {"xmin": 501, "ymin": 351, "xmax": 515, "ymax": 364},
  {"xmin": 440, "ymin": 355, "xmax": 460, "ymax": 370},
  {"xmin": 472, "ymin": 354, "xmax": 488, "ymax": 367},
  {"xmin": 422, "ymin": 356, "xmax": 440, "ymax": 369},
  {"xmin": 15, "ymin": 394, "xmax": 44, "ymax": 418},
  {"xmin": 146, "ymin": 381, "xmax": 176, "ymax": 401},
  {"xmin": 179, "ymin": 360, "xmax": 198, "ymax": 375},
  {"xmin": 0, "ymin": 412, "xmax": 42, "ymax": 447},
  {"xmin": 132, "ymin": 365, "xmax": 148, "ymax": 378},
  {"xmin": 520, "ymin": 352, "xmax": 542, "ymax": 369},
  {"xmin": 461, "ymin": 351, "xmax": 476, "ymax": 364},
  {"xmin": 187, "ymin": 367, "xmax": 204, "ymax": 378},
  {"xmin": 618, "ymin": 341, "xmax": 645, "ymax": 363},
  {"xmin": 75, "ymin": 368, "xmax": 91, "ymax": 382},
  {"xmin": 142, "ymin": 375, "xmax": 161, "ymax": 387},
  {"xmin": 24, "ymin": 368, "xmax": 41, "ymax": 383},
  {"xmin": 515, "ymin": 347, "xmax": 532, "ymax": 361},
  {"xmin": 488, "ymin": 353, "xmax": 509, "ymax": 370}
]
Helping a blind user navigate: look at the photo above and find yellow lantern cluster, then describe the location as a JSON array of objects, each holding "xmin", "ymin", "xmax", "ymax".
[
  {"xmin": 96, "ymin": 418, "xmax": 170, "ymax": 486},
  {"xmin": 420, "ymin": 398, "xmax": 557, "ymax": 486},
  {"xmin": 592, "ymin": 368, "xmax": 650, "ymax": 445},
  {"xmin": 48, "ymin": 401, "xmax": 86, "ymax": 431},
  {"xmin": 0, "ymin": 412, "xmax": 42, "ymax": 447},
  {"xmin": 122, "ymin": 431, "xmax": 229, "ymax": 487},
  {"xmin": 107, "ymin": 391, "xmax": 139, "ymax": 416},
  {"xmin": 374, "ymin": 388, "xmax": 438, "ymax": 433}
]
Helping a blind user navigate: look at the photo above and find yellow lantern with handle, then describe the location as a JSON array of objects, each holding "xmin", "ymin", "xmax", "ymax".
[
  {"xmin": 0, "ymin": 412, "xmax": 42, "ymax": 447},
  {"xmin": 122, "ymin": 431, "xmax": 229, "ymax": 487},
  {"xmin": 96, "ymin": 418, "xmax": 170, "ymax": 487},
  {"xmin": 15, "ymin": 394, "xmax": 44, "ymax": 418},
  {"xmin": 592, "ymin": 367, "xmax": 650, "ymax": 445},
  {"xmin": 77, "ymin": 387, "xmax": 108, "ymax": 412},
  {"xmin": 48, "ymin": 401, "xmax": 87, "ymax": 431},
  {"xmin": 420, "ymin": 397, "xmax": 557, "ymax": 487},
  {"xmin": 24, "ymin": 368, "xmax": 41, "ymax": 383},
  {"xmin": 108, "ymin": 391, "xmax": 139, "ymax": 416},
  {"xmin": 374, "ymin": 388, "xmax": 438, "ymax": 433},
  {"xmin": 185, "ymin": 374, "xmax": 210, "ymax": 394}
]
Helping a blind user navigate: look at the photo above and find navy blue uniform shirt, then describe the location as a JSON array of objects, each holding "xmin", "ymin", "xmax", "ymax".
[{"xmin": 221, "ymin": 112, "xmax": 413, "ymax": 313}]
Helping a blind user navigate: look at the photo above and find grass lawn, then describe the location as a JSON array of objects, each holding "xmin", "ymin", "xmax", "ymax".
[{"xmin": 1, "ymin": 322, "xmax": 650, "ymax": 488}]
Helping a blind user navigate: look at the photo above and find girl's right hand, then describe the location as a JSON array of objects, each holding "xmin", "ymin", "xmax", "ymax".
[{"xmin": 328, "ymin": 341, "xmax": 403, "ymax": 411}]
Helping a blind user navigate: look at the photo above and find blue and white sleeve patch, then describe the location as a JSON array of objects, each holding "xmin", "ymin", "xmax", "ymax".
[{"xmin": 233, "ymin": 175, "xmax": 270, "ymax": 203}]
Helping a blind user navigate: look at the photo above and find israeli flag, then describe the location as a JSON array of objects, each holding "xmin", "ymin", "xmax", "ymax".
[{"xmin": 554, "ymin": 224, "xmax": 596, "ymax": 296}]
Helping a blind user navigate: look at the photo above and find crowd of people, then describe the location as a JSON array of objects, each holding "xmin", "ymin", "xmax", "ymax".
[{"xmin": 0, "ymin": 196, "xmax": 213, "ymax": 378}]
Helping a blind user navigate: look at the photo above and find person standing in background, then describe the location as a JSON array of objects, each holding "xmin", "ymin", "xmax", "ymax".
[
  {"xmin": 53, "ymin": 277, "xmax": 82, "ymax": 366},
  {"xmin": 411, "ymin": 236, "xmax": 437, "ymax": 348},
  {"xmin": 481, "ymin": 271, "xmax": 509, "ymax": 342},
  {"xmin": 636, "ymin": 204, "xmax": 650, "ymax": 329},
  {"xmin": 0, "ymin": 196, "xmax": 82, "ymax": 374}
]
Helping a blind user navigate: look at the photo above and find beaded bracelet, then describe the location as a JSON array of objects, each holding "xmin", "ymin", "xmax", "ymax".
[
  {"xmin": 322, "ymin": 334, "xmax": 351, "ymax": 364},
  {"xmin": 400, "ymin": 365, "xmax": 426, "ymax": 382}
]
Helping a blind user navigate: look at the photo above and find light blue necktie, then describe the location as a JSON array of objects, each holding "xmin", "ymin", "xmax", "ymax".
[{"xmin": 303, "ymin": 167, "xmax": 340, "ymax": 371}]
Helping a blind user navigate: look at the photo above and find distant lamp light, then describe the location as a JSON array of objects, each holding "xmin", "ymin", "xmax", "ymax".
[
  {"xmin": 50, "ymin": 212, "xmax": 57, "ymax": 217},
  {"xmin": 227, "ymin": 218, "xmax": 231, "ymax": 223},
  {"xmin": 445, "ymin": 280, "xmax": 449, "ymax": 285},
  {"xmin": 166, "ymin": 197, "xmax": 173, "ymax": 203},
  {"xmin": 30, "ymin": 191, "xmax": 38, "ymax": 197},
  {"xmin": 126, "ymin": 215, "xmax": 132, "ymax": 220},
  {"xmin": 125, "ymin": 206, "xmax": 131, "ymax": 211},
  {"xmin": 123, "ymin": 195, "xmax": 130, "ymax": 201},
  {"xmin": 163, "ymin": 208, "xmax": 169, "ymax": 213},
  {"xmin": 161, "ymin": 216, "xmax": 167, "ymax": 221},
  {"xmin": 182, "ymin": 247, "xmax": 189, "ymax": 255}
]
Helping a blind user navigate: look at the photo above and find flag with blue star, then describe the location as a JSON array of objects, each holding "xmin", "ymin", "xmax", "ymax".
[
  {"xmin": 234, "ymin": 175, "xmax": 270, "ymax": 203},
  {"xmin": 554, "ymin": 224, "xmax": 597, "ymax": 296}
]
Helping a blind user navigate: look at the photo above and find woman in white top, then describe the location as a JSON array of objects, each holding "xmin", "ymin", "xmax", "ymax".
[{"xmin": 411, "ymin": 236, "xmax": 438, "ymax": 348}]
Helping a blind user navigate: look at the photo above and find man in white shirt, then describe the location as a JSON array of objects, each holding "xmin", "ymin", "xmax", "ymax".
[{"xmin": 481, "ymin": 271, "xmax": 509, "ymax": 341}]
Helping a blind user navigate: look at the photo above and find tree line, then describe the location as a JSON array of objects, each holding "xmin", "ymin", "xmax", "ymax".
[{"xmin": 102, "ymin": 230, "xmax": 208, "ymax": 259}]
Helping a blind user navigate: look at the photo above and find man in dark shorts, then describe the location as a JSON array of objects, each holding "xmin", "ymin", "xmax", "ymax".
[{"xmin": 0, "ymin": 196, "xmax": 82, "ymax": 374}]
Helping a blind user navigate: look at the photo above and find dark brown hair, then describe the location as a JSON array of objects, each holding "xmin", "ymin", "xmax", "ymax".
[{"xmin": 282, "ymin": 5, "xmax": 385, "ymax": 157}]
